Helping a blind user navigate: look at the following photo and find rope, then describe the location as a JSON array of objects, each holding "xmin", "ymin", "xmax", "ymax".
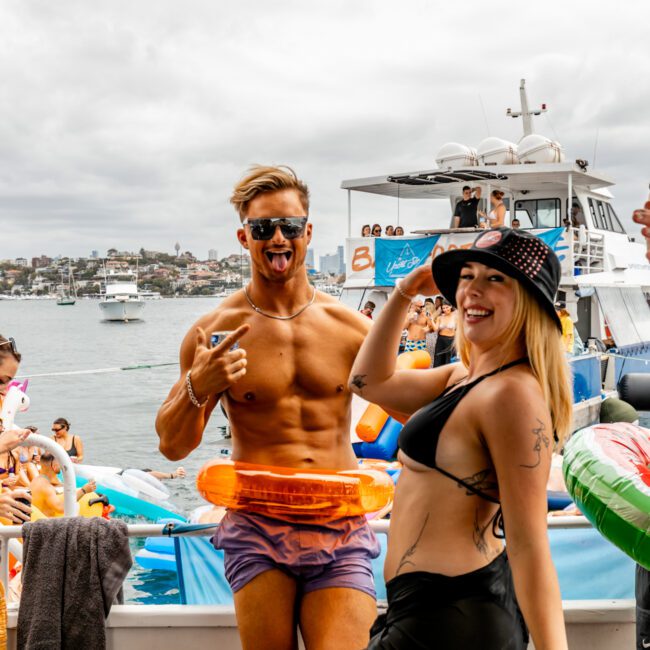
[{"xmin": 18, "ymin": 361, "xmax": 178, "ymax": 379}]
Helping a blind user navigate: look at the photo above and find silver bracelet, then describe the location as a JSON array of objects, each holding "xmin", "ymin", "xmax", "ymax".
[
  {"xmin": 186, "ymin": 370, "xmax": 207, "ymax": 408},
  {"xmin": 395, "ymin": 279, "xmax": 416, "ymax": 301}
]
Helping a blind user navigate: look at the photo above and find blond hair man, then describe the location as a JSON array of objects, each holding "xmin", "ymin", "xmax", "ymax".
[{"xmin": 156, "ymin": 166, "xmax": 378, "ymax": 650}]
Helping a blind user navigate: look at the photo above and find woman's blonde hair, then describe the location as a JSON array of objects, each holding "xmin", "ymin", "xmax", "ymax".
[
  {"xmin": 230, "ymin": 165, "xmax": 310, "ymax": 220},
  {"xmin": 455, "ymin": 281, "xmax": 573, "ymax": 447}
]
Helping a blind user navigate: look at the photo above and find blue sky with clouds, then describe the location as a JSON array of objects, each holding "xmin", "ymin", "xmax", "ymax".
[{"xmin": 0, "ymin": 0, "xmax": 648, "ymax": 261}]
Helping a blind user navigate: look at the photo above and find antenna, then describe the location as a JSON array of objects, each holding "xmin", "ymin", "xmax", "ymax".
[
  {"xmin": 478, "ymin": 94, "xmax": 490, "ymax": 136},
  {"xmin": 592, "ymin": 126, "xmax": 600, "ymax": 169},
  {"xmin": 506, "ymin": 79, "xmax": 547, "ymax": 137}
]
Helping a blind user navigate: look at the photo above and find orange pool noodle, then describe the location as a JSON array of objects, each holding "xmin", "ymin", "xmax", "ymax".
[
  {"xmin": 197, "ymin": 459, "xmax": 394, "ymax": 523},
  {"xmin": 355, "ymin": 350, "xmax": 431, "ymax": 442}
]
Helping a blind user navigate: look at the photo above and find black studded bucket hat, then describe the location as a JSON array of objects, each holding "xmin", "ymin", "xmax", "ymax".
[{"xmin": 431, "ymin": 227, "xmax": 562, "ymax": 331}]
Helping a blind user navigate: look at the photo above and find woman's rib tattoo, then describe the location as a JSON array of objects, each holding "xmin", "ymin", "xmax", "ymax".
[
  {"xmin": 473, "ymin": 508, "xmax": 490, "ymax": 556},
  {"xmin": 395, "ymin": 513, "xmax": 429, "ymax": 575},
  {"xmin": 519, "ymin": 418, "xmax": 550, "ymax": 469},
  {"xmin": 457, "ymin": 468, "xmax": 497, "ymax": 496}
]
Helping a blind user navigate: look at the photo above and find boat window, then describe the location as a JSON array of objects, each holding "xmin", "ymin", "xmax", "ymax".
[
  {"xmin": 588, "ymin": 198, "xmax": 604, "ymax": 229},
  {"xmin": 597, "ymin": 201, "xmax": 612, "ymax": 230},
  {"xmin": 605, "ymin": 203, "xmax": 625, "ymax": 234},
  {"xmin": 514, "ymin": 198, "xmax": 561, "ymax": 228}
]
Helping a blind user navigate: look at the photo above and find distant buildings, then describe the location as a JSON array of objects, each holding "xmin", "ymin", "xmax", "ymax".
[
  {"xmin": 305, "ymin": 248, "xmax": 315, "ymax": 270},
  {"xmin": 31, "ymin": 255, "xmax": 52, "ymax": 269},
  {"xmin": 14, "ymin": 258, "xmax": 29, "ymax": 267},
  {"xmin": 319, "ymin": 246, "xmax": 345, "ymax": 275},
  {"xmin": 208, "ymin": 249, "xmax": 219, "ymax": 261}
]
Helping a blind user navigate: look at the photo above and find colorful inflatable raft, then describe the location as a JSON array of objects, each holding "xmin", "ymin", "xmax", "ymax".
[
  {"xmin": 563, "ymin": 422, "xmax": 650, "ymax": 570},
  {"xmin": 197, "ymin": 459, "xmax": 394, "ymax": 522}
]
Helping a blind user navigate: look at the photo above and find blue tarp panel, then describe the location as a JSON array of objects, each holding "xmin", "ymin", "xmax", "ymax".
[
  {"xmin": 175, "ymin": 535, "xmax": 233, "ymax": 605},
  {"xmin": 171, "ymin": 526, "xmax": 634, "ymax": 604}
]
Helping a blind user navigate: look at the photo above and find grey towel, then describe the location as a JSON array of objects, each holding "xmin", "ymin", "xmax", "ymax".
[{"xmin": 17, "ymin": 517, "xmax": 132, "ymax": 650}]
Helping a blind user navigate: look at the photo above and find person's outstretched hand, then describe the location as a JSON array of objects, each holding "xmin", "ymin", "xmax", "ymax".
[
  {"xmin": 173, "ymin": 467, "xmax": 186, "ymax": 479},
  {"xmin": 189, "ymin": 325, "xmax": 250, "ymax": 400},
  {"xmin": 632, "ymin": 199, "xmax": 650, "ymax": 262},
  {"xmin": 0, "ymin": 489, "xmax": 31, "ymax": 523},
  {"xmin": 0, "ymin": 428, "xmax": 30, "ymax": 453}
]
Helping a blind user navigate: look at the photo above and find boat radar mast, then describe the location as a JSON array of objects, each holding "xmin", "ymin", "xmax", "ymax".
[{"xmin": 506, "ymin": 78, "xmax": 547, "ymax": 137}]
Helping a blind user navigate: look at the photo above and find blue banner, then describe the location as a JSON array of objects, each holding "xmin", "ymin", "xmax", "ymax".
[
  {"xmin": 536, "ymin": 227, "xmax": 565, "ymax": 252},
  {"xmin": 375, "ymin": 236, "xmax": 440, "ymax": 286}
]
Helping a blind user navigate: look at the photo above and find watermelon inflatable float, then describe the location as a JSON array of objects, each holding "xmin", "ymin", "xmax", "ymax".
[{"xmin": 563, "ymin": 422, "xmax": 650, "ymax": 569}]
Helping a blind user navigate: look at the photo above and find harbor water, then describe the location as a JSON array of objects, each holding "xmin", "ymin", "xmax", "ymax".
[{"xmin": 1, "ymin": 297, "xmax": 229, "ymax": 603}]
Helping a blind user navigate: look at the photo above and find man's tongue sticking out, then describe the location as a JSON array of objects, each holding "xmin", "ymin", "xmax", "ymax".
[{"xmin": 270, "ymin": 252, "xmax": 289, "ymax": 273}]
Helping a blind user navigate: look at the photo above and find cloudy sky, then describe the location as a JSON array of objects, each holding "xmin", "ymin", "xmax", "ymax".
[{"xmin": 1, "ymin": 0, "xmax": 648, "ymax": 263}]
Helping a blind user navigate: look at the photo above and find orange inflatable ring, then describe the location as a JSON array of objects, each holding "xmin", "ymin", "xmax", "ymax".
[
  {"xmin": 355, "ymin": 350, "xmax": 430, "ymax": 442},
  {"xmin": 197, "ymin": 459, "xmax": 394, "ymax": 523}
]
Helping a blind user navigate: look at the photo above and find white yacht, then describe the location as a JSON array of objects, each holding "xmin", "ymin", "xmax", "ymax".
[{"xmin": 99, "ymin": 267, "xmax": 145, "ymax": 322}]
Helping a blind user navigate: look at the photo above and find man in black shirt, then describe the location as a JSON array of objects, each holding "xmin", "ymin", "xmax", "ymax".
[{"xmin": 452, "ymin": 185, "xmax": 482, "ymax": 228}]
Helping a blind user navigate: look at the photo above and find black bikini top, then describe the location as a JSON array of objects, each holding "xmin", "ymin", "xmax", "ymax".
[{"xmin": 398, "ymin": 358, "xmax": 529, "ymax": 536}]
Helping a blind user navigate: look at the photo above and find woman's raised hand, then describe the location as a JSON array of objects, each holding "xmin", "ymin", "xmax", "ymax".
[{"xmin": 400, "ymin": 263, "xmax": 440, "ymax": 298}]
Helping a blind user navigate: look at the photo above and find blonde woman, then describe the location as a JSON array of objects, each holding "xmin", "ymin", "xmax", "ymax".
[
  {"xmin": 350, "ymin": 228, "xmax": 571, "ymax": 649},
  {"xmin": 479, "ymin": 190, "xmax": 507, "ymax": 228}
]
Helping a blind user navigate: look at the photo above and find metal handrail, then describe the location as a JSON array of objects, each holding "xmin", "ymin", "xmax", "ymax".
[{"xmin": 1, "ymin": 433, "xmax": 77, "ymax": 589}]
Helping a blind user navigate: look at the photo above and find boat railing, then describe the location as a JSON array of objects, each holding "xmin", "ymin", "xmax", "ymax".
[
  {"xmin": 569, "ymin": 226, "xmax": 605, "ymax": 276},
  {"xmin": 0, "ymin": 511, "xmax": 591, "ymax": 605}
]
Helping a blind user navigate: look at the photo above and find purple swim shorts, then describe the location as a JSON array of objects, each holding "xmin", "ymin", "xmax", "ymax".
[{"xmin": 212, "ymin": 510, "xmax": 381, "ymax": 598}]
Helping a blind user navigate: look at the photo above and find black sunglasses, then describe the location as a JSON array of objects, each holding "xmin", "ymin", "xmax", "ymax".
[
  {"xmin": 0, "ymin": 337, "xmax": 18, "ymax": 356},
  {"xmin": 243, "ymin": 217, "xmax": 308, "ymax": 241}
]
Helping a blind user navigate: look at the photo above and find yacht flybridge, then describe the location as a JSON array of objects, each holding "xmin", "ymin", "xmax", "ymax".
[{"xmin": 340, "ymin": 79, "xmax": 650, "ymax": 431}]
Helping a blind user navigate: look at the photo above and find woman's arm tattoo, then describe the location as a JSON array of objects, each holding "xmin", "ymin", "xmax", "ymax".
[
  {"xmin": 395, "ymin": 513, "xmax": 429, "ymax": 575},
  {"xmin": 350, "ymin": 374, "xmax": 367, "ymax": 393},
  {"xmin": 519, "ymin": 418, "xmax": 550, "ymax": 469}
]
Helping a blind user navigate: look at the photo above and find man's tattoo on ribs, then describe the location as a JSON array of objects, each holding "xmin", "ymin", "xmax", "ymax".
[
  {"xmin": 350, "ymin": 374, "xmax": 367, "ymax": 392},
  {"xmin": 519, "ymin": 418, "xmax": 551, "ymax": 469},
  {"xmin": 395, "ymin": 513, "xmax": 429, "ymax": 575}
]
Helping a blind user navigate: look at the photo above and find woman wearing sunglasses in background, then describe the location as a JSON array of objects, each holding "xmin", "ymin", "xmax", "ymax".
[
  {"xmin": 51, "ymin": 417, "xmax": 85, "ymax": 464},
  {"xmin": 0, "ymin": 335, "xmax": 33, "ymax": 524}
]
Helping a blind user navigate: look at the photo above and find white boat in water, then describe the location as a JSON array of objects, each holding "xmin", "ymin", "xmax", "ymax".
[{"xmin": 99, "ymin": 266, "xmax": 145, "ymax": 322}]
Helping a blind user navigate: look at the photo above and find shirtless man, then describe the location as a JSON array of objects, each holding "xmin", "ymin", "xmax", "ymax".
[
  {"xmin": 156, "ymin": 166, "xmax": 378, "ymax": 650},
  {"xmin": 402, "ymin": 298, "xmax": 432, "ymax": 352},
  {"xmin": 30, "ymin": 453, "xmax": 95, "ymax": 517}
]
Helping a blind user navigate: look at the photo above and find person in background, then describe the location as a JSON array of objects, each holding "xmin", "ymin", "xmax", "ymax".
[
  {"xmin": 360, "ymin": 301, "xmax": 376, "ymax": 319},
  {"xmin": 19, "ymin": 426, "xmax": 41, "ymax": 483},
  {"xmin": 511, "ymin": 218, "xmax": 521, "ymax": 229},
  {"xmin": 480, "ymin": 190, "xmax": 506, "ymax": 229},
  {"xmin": 361, "ymin": 224, "xmax": 371, "ymax": 237},
  {"xmin": 350, "ymin": 227, "xmax": 571, "ymax": 650},
  {"xmin": 402, "ymin": 298, "xmax": 433, "ymax": 352},
  {"xmin": 0, "ymin": 418, "xmax": 32, "ymax": 523},
  {"xmin": 146, "ymin": 467, "xmax": 186, "ymax": 480},
  {"xmin": 424, "ymin": 298, "xmax": 440, "ymax": 367},
  {"xmin": 51, "ymin": 418, "xmax": 84, "ymax": 464},
  {"xmin": 452, "ymin": 185, "xmax": 482, "ymax": 229},
  {"xmin": 632, "ymin": 198, "xmax": 650, "ymax": 262},
  {"xmin": 394, "ymin": 226, "xmax": 404, "ymax": 236},
  {"xmin": 30, "ymin": 453, "xmax": 96, "ymax": 517},
  {"xmin": 555, "ymin": 302, "xmax": 574, "ymax": 354},
  {"xmin": 570, "ymin": 203, "xmax": 586, "ymax": 228},
  {"xmin": 371, "ymin": 224, "xmax": 382, "ymax": 237},
  {"xmin": 432, "ymin": 300, "xmax": 457, "ymax": 367},
  {"xmin": 385, "ymin": 225, "xmax": 395, "ymax": 237}
]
